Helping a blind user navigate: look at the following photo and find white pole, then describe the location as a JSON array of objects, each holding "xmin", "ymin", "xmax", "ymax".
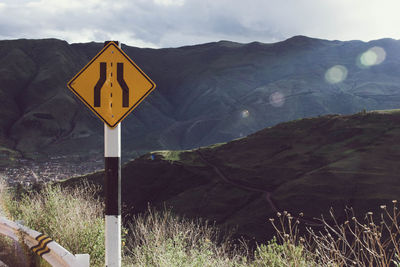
[{"xmin": 104, "ymin": 123, "xmax": 121, "ymax": 267}]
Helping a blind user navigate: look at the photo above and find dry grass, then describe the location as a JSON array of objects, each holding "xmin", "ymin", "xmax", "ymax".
[
  {"xmin": 2, "ymin": 177, "xmax": 400, "ymax": 267},
  {"xmin": 0, "ymin": 181, "xmax": 105, "ymax": 266},
  {"xmin": 124, "ymin": 206, "xmax": 248, "ymax": 267},
  {"xmin": 270, "ymin": 201, "xmax": 400, "ymax": 267}
]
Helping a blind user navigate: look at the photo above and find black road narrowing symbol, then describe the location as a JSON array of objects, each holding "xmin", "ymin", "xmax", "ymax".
[
  {"xmin": 94, "ymin": 62, "xmax": 106, "ymax": 107},
  {"xmin": 94, "ymin": 62, "xmax": 129, "ymax": 108},
  {"xmin": 117, "ymin": 63, "xmax": 129, "ymax": 107}
]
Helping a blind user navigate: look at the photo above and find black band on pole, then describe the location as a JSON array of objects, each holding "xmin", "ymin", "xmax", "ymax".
[{"xmin": 105, "ymin": 157, "xmax": 121, "ymax": 216}]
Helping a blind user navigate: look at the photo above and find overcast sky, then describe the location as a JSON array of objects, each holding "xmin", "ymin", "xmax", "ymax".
[{"xmin": 0, "ymin": 0, "xmax": 399, "ymax": 48}]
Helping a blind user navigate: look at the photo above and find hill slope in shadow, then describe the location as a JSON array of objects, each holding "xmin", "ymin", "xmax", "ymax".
[{"xmin": 63, "ymin": 110, "xmax": 400, "ymax": 242}]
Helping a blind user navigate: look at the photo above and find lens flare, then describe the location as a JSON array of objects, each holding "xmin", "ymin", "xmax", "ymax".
[
  {"xmin": 269, "ymin": 92, "xmax": 285, "ymax": 107},
  {"xmin": 360, "ymin": 50, "xmax": 378, "ymax": 66},
  {"xmin": 358, "ymin": 46, "xmax": 386, "ymax": 67},
  {"xmin": 324, "ymin": 65, "xmax": 348, "ymax": 84},
  {"xmin": 241, "ymin": 110, "xmax": 250, "ymax": 118}
]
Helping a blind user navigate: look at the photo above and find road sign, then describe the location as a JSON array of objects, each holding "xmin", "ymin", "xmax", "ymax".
[{"xmin": 67, "ymin": 42, "xmax": 156, "ymax": 128}]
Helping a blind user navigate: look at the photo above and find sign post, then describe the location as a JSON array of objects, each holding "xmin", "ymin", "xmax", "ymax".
[
  {"xmin": 67, "ymin": 41, "xmax": 156, "ymax": 267},
  {"xmin": 104, "ymin": 123, "xmax": 121, "ymax": 266}
]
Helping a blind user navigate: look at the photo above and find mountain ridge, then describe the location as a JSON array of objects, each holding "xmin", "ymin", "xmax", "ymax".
[{"xmin": 1, "ymin": 36, "xmax": 400, "ymax": 166}]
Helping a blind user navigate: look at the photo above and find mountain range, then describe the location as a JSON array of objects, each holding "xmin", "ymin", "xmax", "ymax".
[{"xmin": 1, "ymin": 36, "xmax": 400, "ymax": 165}]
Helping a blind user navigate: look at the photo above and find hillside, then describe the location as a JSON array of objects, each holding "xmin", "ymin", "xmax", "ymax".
[
  {"xmin": 1, "ymin": 36, "xmax": 400, "ymax": 165},
  {"xmin": 63, "ymin": 110, "xmax": 400, "ymax": 242}
]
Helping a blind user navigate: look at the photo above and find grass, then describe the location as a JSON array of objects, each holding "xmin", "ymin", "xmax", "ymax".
[
  {"xmin": 123, "ymin": 206, "xmax": 318, "ymax": 267},
  {"xmin": 124, "ymin": 206, "xmax": 248, "ymax": 266},
  {"xmin": 269, "ymin": 202, "xmax": 400, "ymax": 266},
  {"xmin": 0, "ymin": 181, "xmax": 105, "ymax": 266},
  {"xmin": 1, "ymin": 180, "xmax": 400, "ymax": 266},
  {"xmin": 154, "ymin": 150, "xmax": 183, "ymax": 162},
  {"xmin": 152, "ymin": 150, "xmax": 207, "ymax": 167}
]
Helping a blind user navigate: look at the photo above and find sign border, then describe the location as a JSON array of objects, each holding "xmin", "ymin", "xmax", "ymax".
[{"xmin": 67, "ymin": 42, "xmax": 156, "ymax": 128}]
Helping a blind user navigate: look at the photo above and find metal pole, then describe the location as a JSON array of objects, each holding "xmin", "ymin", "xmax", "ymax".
[{"xmin": 104, "ymin": 41, "xmax": 121, "ymax": 267}]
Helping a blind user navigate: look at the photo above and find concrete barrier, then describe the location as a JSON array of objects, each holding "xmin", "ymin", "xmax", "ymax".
[{"xmin": 0, "ymin": 216, "xmax": 89, "ymax": 266}]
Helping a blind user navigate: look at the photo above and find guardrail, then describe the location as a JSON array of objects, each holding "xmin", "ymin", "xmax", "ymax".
[{"xmin": 0, "ymin": 216, "xmax": 90, "ymax": 267}]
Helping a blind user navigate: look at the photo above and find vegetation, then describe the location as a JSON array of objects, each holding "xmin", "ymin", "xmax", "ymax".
[
  {"xmin": 124, "ymin": 207, "xmax": 247, "ymax": 266},
  {"xmin": 1, "ymin": 180, "xmax": 400, "ymax": 266},
  {"xmin": 0, "ymin": 181, "xmax": 105, "ymax": 266},
  {"xmin": 269, "ymin": 202, "xmax": 400, "ymax": 266},
  {"xmin": 153, "ymin": 150, "xmax": 183, "ymax": 162}
]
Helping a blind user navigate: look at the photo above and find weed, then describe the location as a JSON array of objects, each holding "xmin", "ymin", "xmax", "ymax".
[
  {"xmin": 124, "ymin": 206, "xmax": 248, "ymax": 267},
  {"xmin": 270, "ymin": 201, "xmax": 400, "ymax": 266},
  {"xmin": 0, "ymin": 181, "xmax": 105, "ymax": 266}
]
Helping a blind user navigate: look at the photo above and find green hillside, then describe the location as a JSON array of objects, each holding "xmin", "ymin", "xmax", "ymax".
[{"xmin": 62, "ymin": 110, "xmax": 400, "ymax": 242}]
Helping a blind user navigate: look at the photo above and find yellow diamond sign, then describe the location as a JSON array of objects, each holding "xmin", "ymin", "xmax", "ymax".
[{"xmin": 67, "ymin": 42, "xmax": 156, "ymax": 128}]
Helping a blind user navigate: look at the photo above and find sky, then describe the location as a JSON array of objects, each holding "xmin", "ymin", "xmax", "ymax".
[{"xmin": 0, "ymin": 0, "xmax": 400, "ymax": 48}]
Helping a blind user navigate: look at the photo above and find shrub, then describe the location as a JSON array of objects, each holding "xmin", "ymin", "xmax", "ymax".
[
  {"xmin": 124, "ymin": 207, "xmax": 248, "ymax": 267},
  {"xmin": 270, "ymin": 201, "xmax": 400, "ymax": 267},
  {"xmin": 251, "ymin": 237, "xmax": 315, "ymax": 267},
  {"xmin": 0, "ymin": 181, "xmax": 105, "ymax": 266}
]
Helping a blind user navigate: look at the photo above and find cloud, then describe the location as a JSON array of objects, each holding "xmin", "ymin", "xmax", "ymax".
[
  {"xmin": 0, "ymin": 0, "xmax": 399, "ymax": 48},
  {"xmin": 153, "ymin": 0, "xmax": 185, "ymax": 7}
]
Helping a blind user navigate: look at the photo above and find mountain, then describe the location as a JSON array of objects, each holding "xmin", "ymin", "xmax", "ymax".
[
  {"xmin": 62, "ymin": 110, "xmax": 400, "ymax": 242},
  {"xmin": 1, "ymin": 36, "xmax": 400, "ymax": 165}
]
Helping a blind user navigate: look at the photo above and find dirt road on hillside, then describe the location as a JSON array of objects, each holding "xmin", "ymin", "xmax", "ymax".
[{"xmin": 196, "ymin": 150, "xmax": 322, "ymax": 227}]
